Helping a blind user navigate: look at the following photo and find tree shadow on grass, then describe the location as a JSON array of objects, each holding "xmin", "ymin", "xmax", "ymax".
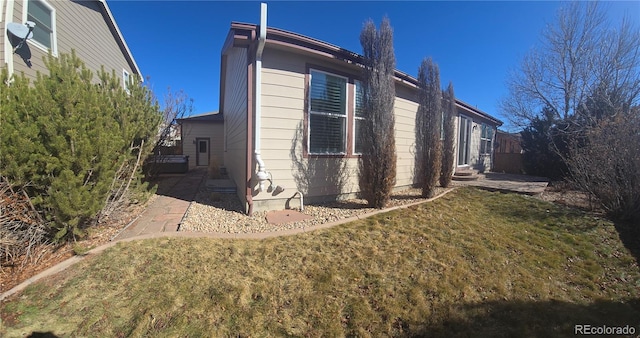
[
  {"xmin": 27, "ymin": 333, "xmax": 59, "ymax": 338},
  {"xmin": 409, "ymin": 298, "xmax": 640, "ymax": 337},
  {"xmin": 483, "ymin": 190, "xmax": 600, "ymax": 234},
  {"xmin": 613, "ymin": 220, "xmax": 640, "ymax": 267}
]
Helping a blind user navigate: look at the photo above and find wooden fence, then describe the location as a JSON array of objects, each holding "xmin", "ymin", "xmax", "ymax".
[{"xmin": 493, "ymin": 153, "xmax": 524, "ymax": 174}]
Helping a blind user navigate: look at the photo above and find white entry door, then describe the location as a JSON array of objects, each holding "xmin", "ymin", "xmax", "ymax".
[{"xmin": 196, "ymin": 138, "xmax": 210, "ymax": 166}]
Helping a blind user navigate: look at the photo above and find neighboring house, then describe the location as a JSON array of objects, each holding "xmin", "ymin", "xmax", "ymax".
[
  {"xmin": 494, "ymin": 130, "xmax": 524, "ymax": 174},
  {"xmin": 177, "ymin": 112, "xmax": 225, "ymax": 170},
  {"xmin": 1, "ymin": 0, "xmax": 140, "ymax": 87},
  {"xmin": 220, "ymin": 4, "xmax": 502, "ymax": 214}
]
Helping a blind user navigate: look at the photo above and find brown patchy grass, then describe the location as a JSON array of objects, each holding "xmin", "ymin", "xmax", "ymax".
[{"xmin": 1, "ymin": 187, "xmax": 639, "ymax": 337}]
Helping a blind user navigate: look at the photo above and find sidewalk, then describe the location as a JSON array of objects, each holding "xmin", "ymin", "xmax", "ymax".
[{"xmin": 112, "ymin": 168, "xmax": 207, "ymax": 240}]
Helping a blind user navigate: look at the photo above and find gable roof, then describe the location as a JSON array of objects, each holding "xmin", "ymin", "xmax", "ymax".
[
  {"xmin": 225, "ymin": 22, "xmax": 503, "ymax": 126},
  {"xmin": 97, "ymin": 0, "xmax": 141, "ymax": 76}
]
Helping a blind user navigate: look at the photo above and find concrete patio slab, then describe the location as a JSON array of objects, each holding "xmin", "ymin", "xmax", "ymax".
[{"xmin": 452, "ymin": 172, "xmax": 548, "ymax": 195}]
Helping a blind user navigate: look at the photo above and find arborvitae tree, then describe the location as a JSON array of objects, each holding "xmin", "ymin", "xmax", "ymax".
[
  {"xmin": 0, "ymin": 51, "xmax": 161, "ymax": 240},
  {"xmin": 416, "ymin": 58, "xmax": 442, "ymax": 198},
  {"xmin": 440, "ymin": 82, "xmax": 456, "ymax": 188},
  {"xmin": 358, "ymin": 17, "xmax": 397, "ymax": 208}
]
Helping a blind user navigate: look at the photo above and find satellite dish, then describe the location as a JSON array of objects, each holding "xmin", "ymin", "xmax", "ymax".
[{"xmin": 7, "ymin": 21, "xmax": 35, "ymax": 52}]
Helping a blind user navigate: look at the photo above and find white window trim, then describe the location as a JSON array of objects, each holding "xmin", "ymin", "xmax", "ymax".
[
  {"xmin": 122, "ymin": 69, "xmax": 130, "ymax": 91},
  {"xmin": 480, "ymin": 123, "xmax": 493, "ymax": 155},
  {"xmin": 3, "ymin": 0, "xmax": 14, "ymax": 79},
  {"xmin": 307, "ymin": 69, "xmax": 348, "ymax": 155},
  {"xmin": 0, "ymin": 0, "xmax": 5, "ymax": 24},
  {"xmin": 458, "ymin": 114, "xmax": 472, "ymax": 166},
  {"xmin": 22, "ymin": 0, "xmax": 57, "ymax": 56},
  {"xmin": 352, "ymin": 79, "xmax": 365, "ymax": 155}
]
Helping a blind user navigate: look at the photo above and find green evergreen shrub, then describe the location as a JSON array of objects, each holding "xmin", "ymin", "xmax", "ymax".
[{"xmin": 0, "ymin": 51, "xmax": 161, "ymax": 240}]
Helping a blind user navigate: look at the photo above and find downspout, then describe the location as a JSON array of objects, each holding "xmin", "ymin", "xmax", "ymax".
[{"xmin": 254, "ymin": 3, "xmax": 269, "ymax": 192}]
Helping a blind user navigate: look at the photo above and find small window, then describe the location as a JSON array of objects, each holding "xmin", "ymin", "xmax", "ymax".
[
  {"xmin": 480, "ymin": 124, "xmax": 494, "ymax": 155},
  {"xmin": 122, "ymin": 69, "xmax": 130, "ymax": 92},
  {"xmin": 199, "ymin": 140, "xmax": 207, "ymax": 153},
  {"xmin": 308, "ymin": 70, "xmax": 347, "ymax": 154},
  {"xmin": 353, "ymin": 80, "xmax": 365, "ymax": 154},
  {"xmin": 25, "ymin": 0, "xmax": 57, "ymax": 55}
]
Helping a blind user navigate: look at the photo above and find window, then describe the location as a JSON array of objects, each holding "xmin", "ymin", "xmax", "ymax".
[
  {"xmin": 25, "ymin": 0, "xmax": 57, "ymax": 55},
  {"xmin": 353, "ymin": 80, "xmax": 365, "ymax": 154},
  {"xmin": 308, "ymin": 70, "xmax": 347, "ymax": 154},
  {"xmin": 122, "ymin": 69, "xmax": 130, "ymax": 92},
  {"xmin": 480, "ymin": 124, "xmax": 494, "ymax": 155}
]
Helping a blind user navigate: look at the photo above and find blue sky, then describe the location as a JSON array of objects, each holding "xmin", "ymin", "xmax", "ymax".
[{"xmin": 108, "ymin": 1, "xmax": 639, "ymax": 131}]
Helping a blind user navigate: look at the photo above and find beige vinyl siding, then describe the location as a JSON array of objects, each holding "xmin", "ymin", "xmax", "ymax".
[
  {"xmin": 394, "ymin": 85, "xmax": 419, "ymax": 187},
  {"xmin": 11, "ymin": 0, "xmax": 134, "ymax": 82},
  {"xmin": 256, "ymin": 47, "xmax": 306, "ymax": 187},
  {"xmin": 181, "ymin": 122, "xmax": 224, "ymax": 170},
  {"xmin": 252, "ymin": 47, "xmax": 421, "ymax": 210},
  {"xmin": 256, "ymin": 48, "xmax": 356, "ymax": 205},
  {"xmin": 222, "ymin": 46, "xmax": 248, "ymax": 208}
]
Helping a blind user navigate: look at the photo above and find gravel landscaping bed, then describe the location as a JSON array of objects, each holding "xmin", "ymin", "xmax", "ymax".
[{"xmin": 180, "ymin": 185, "xmax": 447, "ymax": 234}]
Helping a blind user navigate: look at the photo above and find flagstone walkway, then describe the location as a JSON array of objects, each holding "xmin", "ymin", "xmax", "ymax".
[{"xmin": 112, "ymin": 168, "xmax": 207, "ymax": 240}]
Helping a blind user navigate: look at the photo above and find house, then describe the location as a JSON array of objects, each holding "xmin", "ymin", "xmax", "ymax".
[
  {"xmin": 177, "ymin": 112, "xmax": 225, "ymax": 170},
  {"xmin": 220, "ymin": 4, "xmax": 502, "ymax": 214},
  {"xmin": 1, "ymin": 0, "xmax": 140, "ymax": 87}
]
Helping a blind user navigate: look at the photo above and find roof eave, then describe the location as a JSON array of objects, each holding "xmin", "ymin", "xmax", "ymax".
[
  {"xmin": 98, "ymin": 0, "xmax": 142, "ymax": 78},
  {"xmin": 227, "ymin": 22, "xmax": 503, "ymax": 126}
]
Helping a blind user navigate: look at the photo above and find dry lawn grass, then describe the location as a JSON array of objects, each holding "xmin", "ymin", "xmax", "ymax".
[{"xmin": 1, "ymin": 188, "xmax": 639, "ymax": 337}]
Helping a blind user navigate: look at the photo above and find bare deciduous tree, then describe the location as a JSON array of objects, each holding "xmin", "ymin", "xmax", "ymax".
[
  {"xmin": 503, "ymin": 2, "xmax": 640, "ymax": 222},
  {"xmin": 153, "ymin": 87, "xmax": 194, "ymax": 155},
  {"xmin": 565, "ymin": 108, "xmax": 640, "ymax": 221},
  {"xmin": 415, "ymin": 58, "xmax": 442, "ymax": 198},
  {"xmin": 358, "ymin": 17, "xmax": 397, "ymax": 208},
  {"xmin": 440, "ymin": 82, "xmax": 456, "ymax": 188},
  {"xmin": 501, "ymin": 2, "xmax": 640, "ymax": 128}
]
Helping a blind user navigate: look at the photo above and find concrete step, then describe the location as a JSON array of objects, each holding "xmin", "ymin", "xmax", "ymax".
[
  {"xmin": 453, "ymin": 169, "xmax": 480, "ymax": 181},
  {"xmin": 206, "ymin": 179, "xmax": 236, "ymax": 193},
  {"xmin": 452, "ymin": 174, "xmax": 479, "ymax": 181}
]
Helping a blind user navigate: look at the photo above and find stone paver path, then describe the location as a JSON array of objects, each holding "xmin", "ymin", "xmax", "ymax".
[{"xmin": 112, "ymin": 169, "xmax": 207, "ymax": 240}]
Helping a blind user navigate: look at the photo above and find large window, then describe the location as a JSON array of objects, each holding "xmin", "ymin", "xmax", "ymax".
[
  {"xmin": 308, "ymin": 70, "xmax": 347, "ymax": 154},
  {"xmin": 480, "ymin": 123, "xmax": 494, "ymax": 155},
  {"xmin": 25, "ymin": 0, "xmax": 57, "ymax": 55}
]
